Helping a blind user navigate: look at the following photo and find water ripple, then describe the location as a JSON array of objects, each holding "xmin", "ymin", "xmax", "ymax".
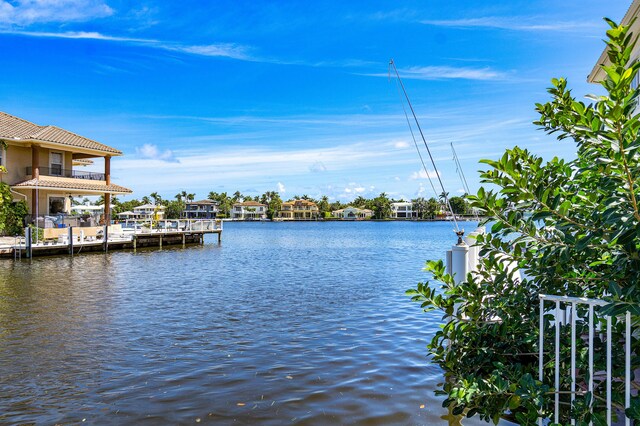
[{"xmin": 0, "ymin": 221, "xmax": 513, "ymax": 425}]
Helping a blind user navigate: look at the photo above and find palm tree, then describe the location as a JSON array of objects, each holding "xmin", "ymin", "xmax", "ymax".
[
  {"xmin": 318, "ymin": 195, "xmax": 330, "ymax": 215},
  {"xmin": 412, "ymin": 197, "xmax": 427, "ymax": 219},
  {"xmin": 141, "ymin": 196, "xmax": 151, "ymax": 204},
  {"xmin": 187, "ymin": 193, "xmax": 195, "ymax": 203},
  {"xmin": 439, "ymin": 191, "xmax": 450, "ymax": 215},
  {"xmin": 150, "ymin": 192, "xmax": 162, "ymax": 205},
  {"xmin": 352, "ymin": 196, "xmax": 366, "ymax": 208},
  {"xmin": 220, "ymin": 192, "xmax": 231, "ymax": 216},
  {"xmin": 372, "ymin": 192, "xmax": 391, "ymax": 219}
]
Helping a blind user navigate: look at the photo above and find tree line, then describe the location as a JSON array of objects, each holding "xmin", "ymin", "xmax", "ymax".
[{"xmin": 85, "ymin": 190, "xmax": 472, "ymax": 220}]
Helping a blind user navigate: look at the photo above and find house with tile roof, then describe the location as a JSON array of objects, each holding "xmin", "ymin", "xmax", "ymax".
[
  {"xmin": 131, "ymin": 204, "xmax": 165, "ymax": 220},
  {"xmin": 231, "ymin": 200, "xmax": 267, "ymax": 220},
  {"xmin": 332, "ymin": 206, "xmax": 373, "ymax": 220},
  {"xmin": 183, "ymin": 199, "xmax": 219, "ymax": 219},
  {"xmin": 0, "ymin": 112, "xmax": 132, "ymax": 224},
  {"xmin": 278, "ymin": 199, "xmax": 320, "ymax": 220}
]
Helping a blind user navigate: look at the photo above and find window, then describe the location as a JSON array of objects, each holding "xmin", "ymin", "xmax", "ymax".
[
  {"xmin": 50, "ymin": 152, "xmax": 63, "ymax": 176},
  {"xmin": 0, "ymin": 146, "xmax": 4, "ymax": 167},
  {"xmin": 49, "ymin": 196, "xmax": 66, "ymax": 214}
]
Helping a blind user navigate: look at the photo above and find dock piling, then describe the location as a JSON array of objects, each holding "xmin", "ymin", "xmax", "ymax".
[
  {"xmin": 103, "ymin": 225, "xmax": 108, "ymax": 252},
  {"xmin": 25, "ymin": 226, "xmax": 32, "ymax": 259},
  {"xmin": 68, "ymin": 226, "xmax": 74, "ymax": 255}
]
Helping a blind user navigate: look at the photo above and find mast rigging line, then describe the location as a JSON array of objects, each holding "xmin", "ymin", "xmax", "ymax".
[
  {"xmin": 388, "ymin": 59, "xmax": 459, "ymax": 230},
  {"xmin": 392, "ymin": 74, "xmax": 439, "ymax": 201},
  {"xmin": 451, "ymin": 142, "xmax": 479, "ymax": 221}
]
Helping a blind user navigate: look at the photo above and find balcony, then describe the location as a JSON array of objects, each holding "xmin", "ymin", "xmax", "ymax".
[{"xmin": 26, "ymin": 167, "xmax": 106, "ymax": 181}]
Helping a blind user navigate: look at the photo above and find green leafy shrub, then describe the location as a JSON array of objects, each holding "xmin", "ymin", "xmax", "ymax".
[
  {"xmin": 0, "ymin": 182, "xmax": 28, "ymax": 236},
  {"xmin": 408, "ymin": 19, "xmax": 640, "ymax": 424},
  {"xmin": 27, "ymin": 224, "xmax": 43, "ymax": 243}
]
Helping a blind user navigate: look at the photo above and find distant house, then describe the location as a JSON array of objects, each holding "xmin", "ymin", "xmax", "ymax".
[
  {"xmin": 332, "ymin": 206, "xmax": 373, "ymax": 220},
  {"xmin": 231, "ymin": 201, "xmax": 267, "ymax": 220},
  {"xmin": 390, "ymin": 202, "xmax": 416, "ymax": 219},
  {"xmin": 279, "ymin": 199, "xmax": 319, "ymax": 220},
  {"xmin": 182, "ymin": 199, "xmax": 218, "ymax": 219},
  {"xmin": 131, "ymin": 203, "xmax": 165, "ymax": 220}
]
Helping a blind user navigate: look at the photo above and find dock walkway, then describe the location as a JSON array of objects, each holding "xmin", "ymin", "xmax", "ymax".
[{"xmin": 1, "ymin": 219, "xmax": 222, "ymax": 259}]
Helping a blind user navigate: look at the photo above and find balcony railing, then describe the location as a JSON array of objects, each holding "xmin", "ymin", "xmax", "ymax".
[{"xmin": 26, "ymin": 167, "xmax": 105, "ymax": 181}]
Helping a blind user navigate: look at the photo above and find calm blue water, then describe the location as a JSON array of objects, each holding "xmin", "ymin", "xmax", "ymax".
[{"xmin": 0, "ymin": 221, "xmax": 505, "ymax": 425}]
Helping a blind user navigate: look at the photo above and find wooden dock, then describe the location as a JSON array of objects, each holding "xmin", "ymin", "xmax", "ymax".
[{"xmin": 1, "ymin": 219, "xmax": 222, "ymax": 259}]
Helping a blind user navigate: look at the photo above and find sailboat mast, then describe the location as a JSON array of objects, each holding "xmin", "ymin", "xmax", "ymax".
[
  {"xmin": 389, "ymin": 59, "xmax": 459, "ymax": 230},
  {"xmin": 451, "ymin": 142, "xmax": 478, "ymax": 221}
]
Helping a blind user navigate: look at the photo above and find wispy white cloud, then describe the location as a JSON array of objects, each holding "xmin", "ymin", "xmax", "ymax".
[
  {"xmin": 162, "ymin": 43, "xmax": 249, "ymax": 60},
  {"xmin": 343, "ymin": 183, "xmax": 366, "ymax": 194},
  {"xmin": 420, "ymin": 17, "xmax": 598, "ymax": 32},
  {"xmin": 410, "ymin": 169, "xmax": 439, "ymax": 180},
  {"xmin": 0, "ymin": 29, "xmax": 378, "ymax": 67},
  {"xmin": 363, "ymin": 65, "xmax": 506, "ymax": 81},
  {"xmin": 135, "ymin": 143, "xmax": 179, "ymax": 163},
  {"xmin": 0, "ymin": 29, "xmax": 251, "ymax": 60},
  {"xmin": 4, "ymin": 30, "xmax": 148, "ymax": 42},
  {"xmin": 393, "ymin": 140, "xmax": 409, "ymax": 149},
  {"xmin": 277, "ymin": 182, "xmax": 286, "ymax": 193},
  {"xmin": 309, "ymin": 161, "xmax": 327, "ymax": 173},
  {"xmin": 0, "ymin": 0, "xmax": 113, "ymax": 25}
]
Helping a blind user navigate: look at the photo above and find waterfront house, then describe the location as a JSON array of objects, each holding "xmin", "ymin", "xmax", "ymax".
[
  {"xmin": 390, "ymin": 202, "xmax": 416, "ymax": 219},
  {"xmin": 183, "ymin": 199, "xmax": 218, "ymax": 219},
  {"xmin": 1, "ymin": 112, "xmax": 132, "ymax": 224},
  {"xmin": 132, "ymin": 203, "xmax": 165, "ymax": 220},
  {"xmin": 279, "ymin": 199, "xmax": 320, "ymax": 220},
  {"xmin": 332, "ymin": 206, "xmax": 373, "ymax": 219},
  {"xmin": 231, "ymin": 201, "xmax": 267, "ymax": 220}
]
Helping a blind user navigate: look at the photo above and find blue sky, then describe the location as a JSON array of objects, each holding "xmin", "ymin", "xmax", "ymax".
[{"xmin": 0, "ymin": 0, "xmax": 630, "ymax": 201}]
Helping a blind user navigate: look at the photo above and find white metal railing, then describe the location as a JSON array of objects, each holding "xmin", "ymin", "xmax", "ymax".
[
  {"xmin": 538, "ymin": 294, "xmax": 632, "ymax": 426},
  {"xmin": 121, "ymin": 219, "xmax": 222, "ymax": 234}
]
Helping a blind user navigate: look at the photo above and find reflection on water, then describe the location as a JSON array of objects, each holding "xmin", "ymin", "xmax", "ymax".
[{"xmin": 0, "ymin": 221, "xmax": 509, "ymax": 425}]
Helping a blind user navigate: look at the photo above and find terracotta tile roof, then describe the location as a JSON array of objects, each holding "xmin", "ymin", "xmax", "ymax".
[
  {"xmin": 234, "ymin": 200, "xmax": 266, "ymax": 207},
  {"xmin": 135, "ymin": 203, "xmax": 165, "ymax": 210},
  {"xmin": 0, "ymin": 112, "xmax": 41, "ymax": 138},
  {"xmin": 11, "ymin": 177, "xmax": 133, "ymax": 194},
  {"xmin": 72, "ymin": 159, "xmax": 95, "ymax": 166},
  {"xmin": 282, "ymin": 199, "xmax": 318, "ymax": 207},
  {"xmin": 0, "ymin": 112, "xmax": 122, "ymax": 155},
  {"xmin": 189, "ymin": 199, "xmax": 217, "ymax": 205}
]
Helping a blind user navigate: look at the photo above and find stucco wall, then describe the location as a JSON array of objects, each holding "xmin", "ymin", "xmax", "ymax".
[{"xmin": 4, "ymin": 144, "xmax": 31, "ymax": 185}]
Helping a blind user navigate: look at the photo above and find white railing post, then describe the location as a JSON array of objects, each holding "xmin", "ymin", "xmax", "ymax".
[
  {"xmin": 606, "ymin": 315, "xmax": 611, "ymax": 426},
  {"xmin": 539, "ymin": 294, "xmax": 631, "ymax": 425},
  {"xmin": 571, "ymin": 303, "xmax": 576, "ymax": 426},
  {"xmin": 626, "ymin": 311, "xmax": 631, "ymax": 426},
  {"xmin": 554, "ymin": 301, "xmax": 560, "ymax": 424},
  {"xmin": 588, "ymin": 304, "xmax": 594, "ymax": 426},
  {"xmin": 539, "ymin": 298, "xmax": 544, "ymax": 426}
]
